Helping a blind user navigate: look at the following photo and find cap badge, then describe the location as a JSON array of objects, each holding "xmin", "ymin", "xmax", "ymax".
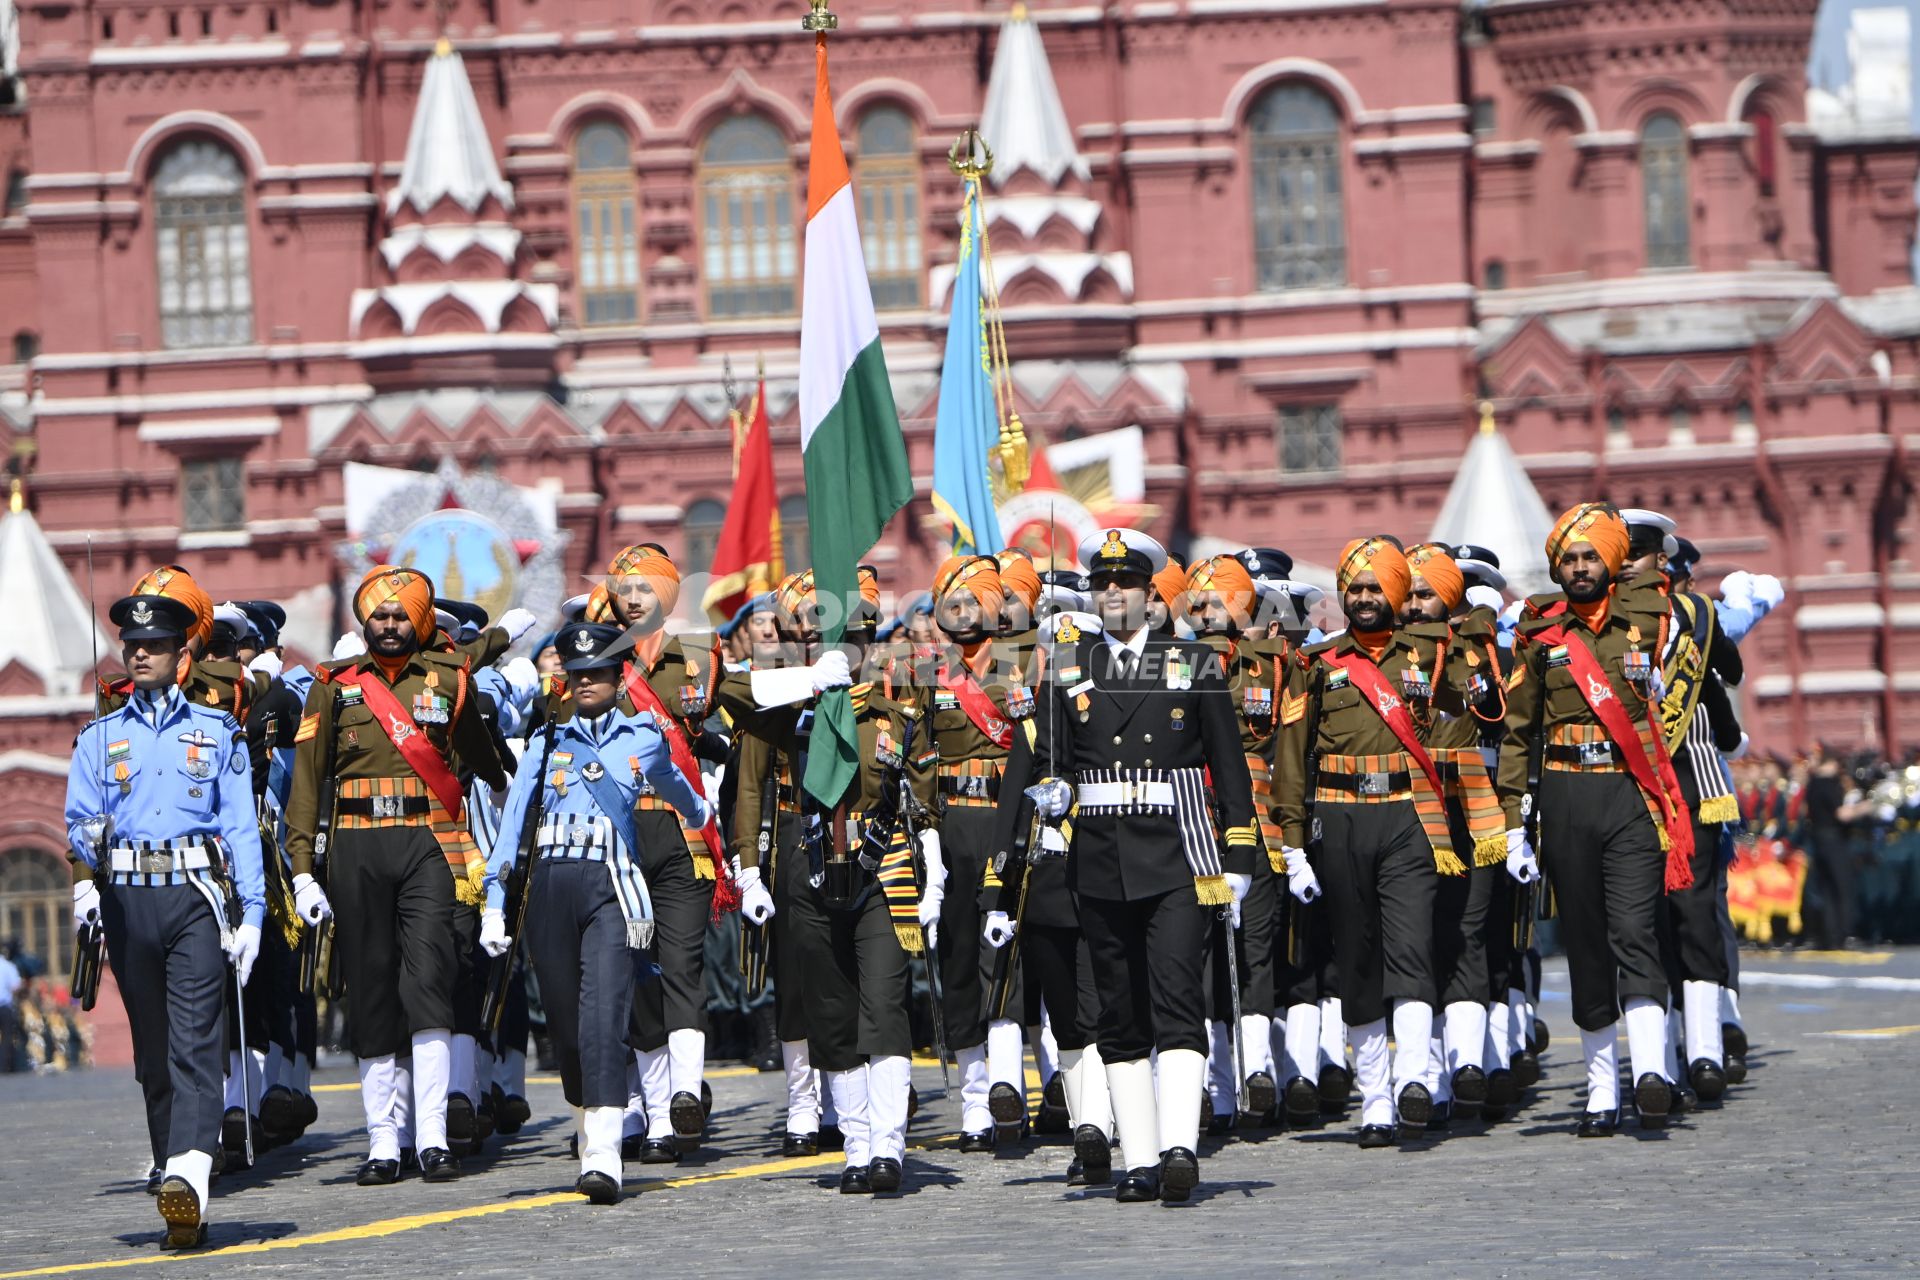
[
  {"xmin": 1099, "ymin": 530, "xmax": 1128, "ymax": 562},
  {"xmin": 130, "ymin": 600, "xmax": 154, "ymax": 625},
  {"xmin": 574, "ymin": 629, "xmax": 595, "ymax": 652}
]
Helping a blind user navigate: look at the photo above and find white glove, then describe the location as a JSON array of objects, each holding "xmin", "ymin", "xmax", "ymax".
[
  {"xmin": 916, "ymin": 884, "xmax": 944, "ymax": 930},
  {"xmin": 1728, "ymin": 733, "xmax": 1750, "ymax": 762},
  {"xmin": 498, "ymin": 608, "xmax": 538, "ymax": 644},
  {"xmin": 982, "ymin": 910, "xmax": 1016, "ymax": 949},
  {"xmin": 1026, "ymin": 778, "xmax": 1073, "ymax": 820},
  {"xmin": 1464, "ymin": 584, "xmax": 1505, "ymax": 615},
  {"xmin": 738, "ymin": 864, "xmax": 775, "ymax": 925},
  {"xmin": 1505, "ymin": 828, "xmax": 1540, "ymax": 884},
  {"xmin": 333, "ymin": 631, "xmax": 366, "ymax": 660},
  {"xmin": 225, "ymin": 923, "xmax": 262, "ymax": 987},
  {"xmin": 1225, "ymin": 871, "xmax": 1252, "ymax": 928},
  {"xmin": 918, "ymin": 829, "xmax": 946, "ymax": 893},
  {"xmin": 72, "ymin": 881, "xmax": 101, "ymax": 930},
  {"xmin": 247, "ymin": 650, "xmax": 283, "ymax": 679},
  {"xmin": 479, "ymin": 908, "xmax": 511, "ymax": 959},
  {"xmin": 1749, "ymin": 573, "xmax": 1784, "ymax": 613},
  {"xmin": 292, "ymin": 872, "xmax": 332, "ymax": 925},
  {"xmin": 1282, "ymin": 847, "xmax": 1321, "ymax": 904},
  {"xmin": 809, "ymin": 647, "xmax": 852, "ymax": 694},
  {"xmin": 500, "ymin": 656, "xmax": 539, "ymax": 700}
]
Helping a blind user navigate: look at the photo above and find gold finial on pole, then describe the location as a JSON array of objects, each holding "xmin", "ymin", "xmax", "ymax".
[
  {"xmin": 433, "ymin": 0, "xmax": 455, "ymax": 54},
  {"xmin": 7, "ymin": 477, "xmax": 22, "ymax": 515},
  {"xmin": 948, "ymin": 126, "xmax": 995, "ymax": 181},
  {"xmin": 802, "ymin": 0, "xmax": 838, "ymax": 32},
  {"xmin": 1010, "ymin": 1, "xmax": 1029, "ymax": 19},
  {"xmin": 1478, "ymin": 400, "xmax": 1497, "ymax": 436}
]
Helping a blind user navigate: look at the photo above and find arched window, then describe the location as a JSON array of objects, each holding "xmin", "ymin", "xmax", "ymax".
[
  {"xmin": 1249, "ymin": 84, "xmax": 1346, "ymax": 291},
  {"xmin": 1, "ymin": 847, "xmax": 73, "ymax": 982},
  {"xmin": 1483, "ymin": 260, "xmax": 1507, "ymax": 291},
  {"xmin": 154, "ymin": 139, "xmax": 252, "ymax": 348},
  {"xmin": 1744, "ymin": 108, "xmax": 1778, "ymax": 198},
  {"xmin": 699, "ymin": 116, "xmax": 796, "ymax": 319},
  {"xmin": 856, "ymin": 107, "xmax": 921, "ymax": 310},
  {"xmin": 572, "ymin": 121, "xmax": 639, "ymax": 327},
  {"xmin": 779, "ymin": 493, "xmax": 809, "ymax": 572},
  {"xmin": 1641, "ymin": 113, "xmax": 1690, "ymax": 269},
  {"xmin": 682, "ymin": 498, "xmax": 727, "ymax": 578}
]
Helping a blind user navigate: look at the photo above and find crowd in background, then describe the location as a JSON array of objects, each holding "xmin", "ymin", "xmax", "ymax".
[{"xmin": 0, "ymin": 941, "xmax": 92, "ymax": 1074}]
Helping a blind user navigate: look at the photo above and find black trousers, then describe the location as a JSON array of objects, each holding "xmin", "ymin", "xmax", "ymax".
[
  {"xmin": 801, "ymin": 887, "xmax": 913, "ymax": 1072},
  {"xmin": 935, "ymin": 805, "xmax": 999, "ymax": 1049},
  {"xmin": 1434, "ymin": 815, "xmax": 1497, "ymax": 1009},
  {"xmin": 1019, "ymin": 924, "xmax": 1100, "ymax": 1052},
  {"xmin": 104, "ymin": 883, "xmax": 226, "ymax": 1166},
  {"xmin": 1662, "ymin": 818, "xmax": 1732, "ymax": 990},
  {"xmin": 451, "ymin": 902, "xmax": 484, "ymax": 1041},
  {"xmin": 229, "ymin": 921, "xmax": 295, "ymax": 1062},
  {"xmin": 1208, "ymin": 854, "xmax": 1279, "ymax": 1022},
  {"xmin": 526, "ymin": 859, "xmax": 640, "ymax": 1109},
  {"xmin": 1079, "ymin": 886, "xmax": 1211, "ymax": 1062},
  {"xmin": 1314, "ymin": 800, "xmax": 1438, "ymax": 1025},
  {"xmin": 331, "ymin": 826, "xmax": 456, "ymax": 1059},
  {"xmin": 1715, "ymin": 853, "xmax": 1740, "ymax": 994},
  {"xmin": 766, "ymin": 814, "xmax": 812, "ymax": 1044},
  {"xmin": 1276, "ymin": 892, "xmax": 1337, "ymax": 1008},
  {"xmin": 491, "ymin": 962, "xmax": 529, "ymax": 1061},
  {"xmin": 629, "ymin": 811, "xmax": 716, "ymax": 1052},
  {"xmin": 1538, "ymin": 771, "xmax": 1668, "ymax": 1032}
]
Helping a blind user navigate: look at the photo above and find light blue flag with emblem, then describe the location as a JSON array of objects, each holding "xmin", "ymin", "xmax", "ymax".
[{"xmin": 931, "ymin": 192, "xmax": 1005, "ymax": 556}]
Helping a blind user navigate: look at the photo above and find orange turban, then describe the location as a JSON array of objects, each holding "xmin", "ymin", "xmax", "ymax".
[
  {"xmin": 856, "ymin": 565, "xmax": 882, "ymax": 610},
  {"xmin": 1153, "ymin": 564, "xmax": 1189, "ymax": 616},
  {"xmin": 1184, "ymin": 555, "xmax": 1256, "ymax": 623},
  {"xmin": 992, "ymin": 550, "xmax": 1042, "ymax": 613},
  {"xmin": 132, "ymin": 565, "xmax": 213, "ymax": 650},
  {"xmin": 354, "ymin": 565, "xmax": 437, "ymax": 642},
  {"xmin": 1405, "ymin": 543, "xmax": 1465, "ymax": 611},
  {"xmin": 1337, "ymin": 537, "xmax": 1412, "ymax": 613},
  {"xmin": 933, "ymin": 555, "xmax": 1004, "ymax": 620},
  {"xmin": 607, "ymin": 544, "xmax": 682, "ymax": 614},
  {"xmin": 777, "ymin": 570, "xmax": 816, "ymax": 619},
  {"xmin": 584, "ymin": 584, "xmax": 618, "ymax": 624},
  {"xmin": 1546, "ymin": 502, "xmax": 1630, "ymax": 577}
]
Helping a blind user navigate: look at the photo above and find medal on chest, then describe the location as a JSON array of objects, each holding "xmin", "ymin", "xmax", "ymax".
[
  {"xmin": 1166, "ymin": 655, "xmax": 1191, "ymax": 691},
  {"xmin": 179, "ymin": 728, "xmax": 218, "ymax": 778},
  {"xmin": 1400, "ymin": 666, "xmax": 1432, "ymax": 702},
  {"xmin": 1621, "ymin": 648, "xmax": 1651, "ymax": 690},
  {"xmin": 874, "ymin": 728, "xmax": 903, "ymax": 769},
  {"xmin": 1005, "ymin": 685, "xmax": 1035, "ymax": 720},
  {"xmin": 1242, "ymin": 686, "xmax": 1273, "ymax": 722},
  {"xmin": 550, "ymin": 751, "xmax": 572, "ymax": 798},
  {"xmin": 411, "ymin": 691, "xmax": 449, "ymax": 725},
  {"xmin": 1075, "ymin": 692, "xmax": 1091, "ymax": 723},
  {"xmin": 680, "ymin": 684, "xmax": 708, "ymax": 718},
  {"xmin": 1170, "ymin": 707, "xmax": 1187, "ymax": 732}
]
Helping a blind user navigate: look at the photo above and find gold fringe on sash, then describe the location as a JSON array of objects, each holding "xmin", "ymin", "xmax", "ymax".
[{"xmin": 1195, "ymin": 874, "xmax": 1232, "ymax": 906}]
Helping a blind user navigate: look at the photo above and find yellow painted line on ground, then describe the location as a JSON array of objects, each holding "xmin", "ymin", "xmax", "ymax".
[
  {"xmin": 0, "ymin": 1150, "xmax": 844, "ymax": 1280},
  {"xmin": 1813, "ymin": 1023, "xmax": 1920, "ymax": 1040},
  {"xmin": 312, "ymin": 1064, "xmax": 790, "ymax": 1095},
  {"xmin": 1778, "ymin": 950, "xmax": 1894, "ymax": 965}
]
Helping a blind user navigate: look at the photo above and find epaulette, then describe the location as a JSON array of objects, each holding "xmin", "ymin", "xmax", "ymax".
[
  {"xmin": 1454, "ymin": 605, "xmax": 1499, "ymax": 642},
  {"xmin": 1301, "ymin": 637, "xmax": 1337, "ymax": 659},
  {"xmin": 1520, "ymin": 590, "xmax": 1565, "ymax": 622},
  {"xmin": 418, "ymin": 648, "xmax": 472, "ymax": 674}
]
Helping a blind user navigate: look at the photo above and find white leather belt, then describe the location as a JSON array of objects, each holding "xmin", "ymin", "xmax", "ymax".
[
  {"xmin": 1076, "ymin": 780, "xmax": 1175, "ymax": 809},
  {"xmin": 537, "ymin": 818, "xmax": 612, "ymax": 855},
  {"xmin": 110, "ymin": 844, "xmax": 213, "ymax": 875}
]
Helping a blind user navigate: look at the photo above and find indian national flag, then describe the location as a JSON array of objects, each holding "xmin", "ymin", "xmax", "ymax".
[{"xmin": 798, "ymin": 29, "xmax": 914, "ymax": 807}]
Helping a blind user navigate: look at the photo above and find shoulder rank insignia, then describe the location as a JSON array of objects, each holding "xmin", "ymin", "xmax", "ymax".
[
  {"xmin": 1506, "ymin": 666, "xmax": 1526, "ymax": 690},
  {"xmin": 1280, "ymin": 689, "xmax": 1308, "ymax": 726},
  {"xmin": 294, "ymin": 714, "xmax": 319, "ymax": 744}
]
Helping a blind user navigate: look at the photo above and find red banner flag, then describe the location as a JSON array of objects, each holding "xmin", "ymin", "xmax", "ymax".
[{"xmin": 702, "ymin": 379, "xmax": 783, "ymax": 621}]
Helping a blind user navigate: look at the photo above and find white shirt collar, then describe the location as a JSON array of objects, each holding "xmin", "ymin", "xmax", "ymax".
[{"xmin": 1104, "ymin": 626, "xmax": 1151, "ymax": 658}]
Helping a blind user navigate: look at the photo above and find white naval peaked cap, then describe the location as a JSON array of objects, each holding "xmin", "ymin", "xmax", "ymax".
[
  {"xmin": 1076, "ymin": 527, "xmax": 1168, "ymax": 577},
  {"xmin": 212, "ymin": 601, "xmax": 257, "ymax": 639}
]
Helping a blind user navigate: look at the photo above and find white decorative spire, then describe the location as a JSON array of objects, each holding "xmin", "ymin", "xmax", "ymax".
[
  {"xmin": 386, "ymin": 41, "xmax": 514, "ymax": 217},
  {"xmin": 979, "ymin": 4, "xmax": 1089, "ymax": 189},
  {"xmin": 0, "ymin": 504, "xmax": 112, "ymax": 699},
  {"xmin": 1427, "ymin": 405, "xmax": 1556, "ymax": 598}
]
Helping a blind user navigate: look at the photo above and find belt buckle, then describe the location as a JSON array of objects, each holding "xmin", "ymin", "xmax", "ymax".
[
  {"xmin": 139, "ymin": 850, "xmax": 173, "ymax": 874},
  {"xmin": 1120, "ymin": 780, "xmax": 1137, "ymax": 808},
  {"xmin": 1578, "ymin": 741, "xmax": 1613, "ymax": 766},
  {"xmin": 1358, "ymin": 772, "xmax": 1391, "ymax": 797}
]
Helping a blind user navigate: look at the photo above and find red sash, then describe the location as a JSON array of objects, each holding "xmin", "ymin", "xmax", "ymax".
[
  {"xmin": 621, "ymin": 661, "xmax": 737, "ymax": 912},
  {"xmin": 1318, "ymin": 648, "xmax": 1446, "ymax": 803},
  {"xmin": 938, "ymin": 662, "xmax": 1013, "ymax": 749},
  {"xmin": 332, "ymin": 668, "xmax": 466, "ymax": 822},
  {"xmin": 1534, "ymin": 618, "xmax": 1695, "ymax": 889}
]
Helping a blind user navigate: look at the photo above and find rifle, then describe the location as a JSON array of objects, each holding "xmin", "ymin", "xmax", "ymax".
[
  {"xmin": 1289, "ymin": 664, "xmax": 1328, "ymax": 970},
  {"xmin": 1514, "ymin": 642, "xmax": 1549, "ymax": 954},
  {"xmin": 984, "ymin": 797, "xmax": 1040, "ymax": 1023},
  {"xmin": 70, "ymin": 535, "xmax": 108, "ymax": 1011},
  {"xmin": 303, "ymin": 684, "xmax": 342, "ymax": 998},
  {"xmin": 899, "ymin": 741, "xmax": 949, "ymax": 1091},
  {"xmin": 741, "ymin": 737, "xmax": 780, "ymax": 1000},
  {"xmin": 483, "ymin": 721, "xmax": 559, "ymax": 1033}
]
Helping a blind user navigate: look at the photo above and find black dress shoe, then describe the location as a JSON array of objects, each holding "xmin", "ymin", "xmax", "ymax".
[
  {"xmin": 670, "ymin": 1091, "xmax": 705, "ymax": 1143},
  {"xmin": 868, "ymin": 1157, "xmax": 903, "ymax": 1194},
  {"xmin": 782, "ymin": 1132, "xmax": 818, "ymax": 1158},
  {"xmin": 296, "ymin": 1090, "xmax": 320, "ymax": 1128},
  {"xmin": 1158, "ymin": 1147, "xmax": 1198, "ymax": 1203},
  {"xmin": 1072, "ymin": 1124, "xmax": 1112, "ymax": 1185},
  {"xmin": 1484, "ymin": 1067, "xmax": 1518, "ymax": 1108},
  {"xmin": 1205, "ymin": 1110, "xmax": 1237, "ymax": 1138},
  {"xmin": 156, "ymin": 1176, "xmax": 205, "ymax": 1251},
  {"xmin": 1722, "ymin": 1022, "xmax": 1748, "ymax": 1059},
  {"xmin": 1513, "ymin": 1050, "xmax": 1541, "ymax": 1089},
  {"xmin": 1356, "ymin": 1124, "xmax": 1395, "ymax": 1150},
  {"xmin": 259, "ymin": 1085, "xmax": 302, "ymax": 1142},
  {"xmin": 640, "ymin": 1138, "xmax": 680, "ymax": 1165},
  {"xmin": 1114, "ymin": 1167, "xmax": 1160, "ymax": 1203},
  {"xmin": 400, "ymin": 1146, "xmax": 419, "ymax": 1171},
  {"xmin": 1724, "ymin": 1053, "xmax": 1748, "ymax": 1085},
  {"xmin": 1396, "ymin": 1082, "xmax": 1433, "ymax": 1128},
  {"xmin": 817, "ymin": 1123, "xmax": 845, "ymax": 1151},
  {"xmin": 146, "ymin": 1167, "xmax": 163, "ymax": 1195},
  {"xmin": 1199, "ymin": 1092, "xmax": 1214, "ymax": 1131},
  {"xmin": 1690, "ymin": 1058, "xmax": 1727, "ymax": 1103},
  {"xmin": 1426, "ymin": 1101, "xmax": 1453, "ymax": 1133},
  {"xmin": 1451, "ymin": 1065, "xmax": 1489, "ymax": 1108},
  {"xmin": 497, "ymin": 1094, "xmax": 531, "ymax": 1135},
  {"xmin": 1634, "ymin": 1072, "xmax": 1672, "ymax": 1130},
  {"xmin": 838, "ymin": 1165, "xmax": 873, "ymax": 1195},
  {"xmin": 446, "ymin": 1092, "xmax": 476, "ymax": 1147},
  {"xmin": 1282, "ymin": 1074, "xmax": 1320, "ymax": 1123},
  {"xmin": 621, "ymin": 1135, "xmax": 643, "ymax": 1162},
  {"xmin": 1035, "ymin": 1074, "xmax": 1070, "ymax": 1134},
  {"xmin": 1577, "ymin": 1109, "xmax": 1618, "ymax": 1138},
  {"xmin": 356, "ymin": 1158, "xmax": 400, "ymax": 1186},
  {"xmin": 907, "ymin": 1084, "xmax": 920, "ymax": 1122},
  {"xmin": 700, "ymin": 1080, "xmax": 714, "ymax": 1117},
  {"xmin": 957, "ymin": 1129, "xmax": 994, "ymax": 1153},
  {"xmin": 419, "ymin": 1146, "xmax": 461, "ymax": 1181},
  {"xmin": 221, "ymin": 1107, "xmax": 253, "ymax": 1169},
  {"xmin": 1671, "ymin": 1083, "xmax": 1697, "ymax": 1116},
  {"xmin": 1243, "ymin": 1070, "xmax": 1278, "ymax": 1119},
  {"xmin": 1480, "ymin": 1104, "xmax": 1507, "ymax": 1124},
  {"xmin": 1530, "ymin": 1016, "xmax": 1549, "ymax": 1055},
  {"xmin": 1317, "ymin": 1064, "xmax": 1352, "ymax": 1114},
  {"xmin": 988, "ymin": 1081, "xmax": 1027, "ymax": 1135},
  {"xmin": 577, "ymin": 1171, "xmax": 619, "ymax": 1205}
]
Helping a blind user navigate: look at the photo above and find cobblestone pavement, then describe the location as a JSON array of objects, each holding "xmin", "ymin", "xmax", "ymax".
[{"xmin": 2, "ymin": 948, "xmax": 1916, "ymax": 1278}]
